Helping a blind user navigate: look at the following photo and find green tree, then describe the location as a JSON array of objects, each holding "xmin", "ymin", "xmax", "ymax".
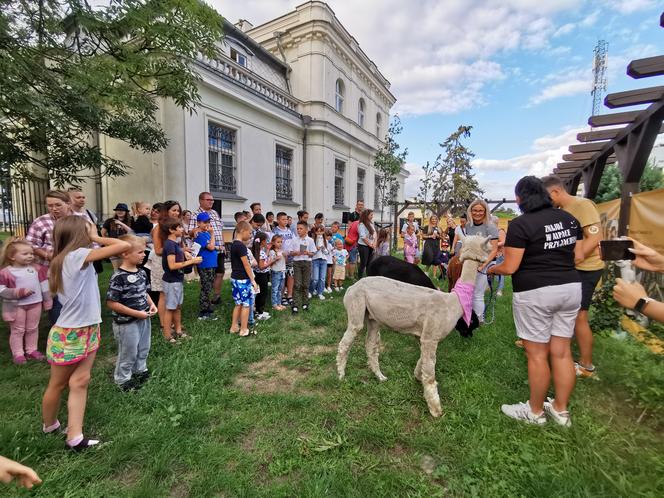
[
  {"xmin": 416, "ymin": 161, "xmax": 434, "ymax": 217},
  {"xmin": 431, "ymin": 125, "xmax": 483, "ymax": 215},
  {"xmin": 595, "ymin": 161, "xmax": 664, "ymax": 203},
  {"xmin": 374, "ymin": 114, "xmax": 408, "ymax": 220},
  {"xmin": 0, "ymin": 0, "xmax": 224, "ymax": 186}
]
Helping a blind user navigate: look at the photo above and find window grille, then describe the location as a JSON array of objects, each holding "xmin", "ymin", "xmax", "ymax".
[
  {"xmin": 357, "ymin": 168, "xmax": 365, "ymax": 204},
  {"xmin": 208, "ymin": 123, "xmax": 237, "ymax": 194},
  {"xmin": 334, "ymin": 160, "xmax": 345, "ymax": 206},
  {"xmin": 275, "ymin": 145, "xmax": 293, "ymax": 200},
  {"xmin": 358, "ymin": 99, "xmax": 365, "ymax": 127}
]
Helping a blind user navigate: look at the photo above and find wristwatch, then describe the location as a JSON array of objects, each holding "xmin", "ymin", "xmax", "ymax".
[{"xmin": 634, "ymin": 297, "xmax": 654, "ymax": 313}]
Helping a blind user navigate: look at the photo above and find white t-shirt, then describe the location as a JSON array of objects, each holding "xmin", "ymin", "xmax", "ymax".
[
  {"xmin": 268, "ymin": 249, "xmax": 286, "ymax": 272},
  {"xmin": 401, "ymin": 221, "xmax": 419, "ymax": 234},
  {"xmin": 55, "ymin": 248, "xmax": 101, "ymax": 328},
  {"xmin": 7, "ymin": 266, "xmax": 44, "ymax": 306},
  {"xmin": 287, "ymin": 236, "xmax": 316, "ymax": 261}
]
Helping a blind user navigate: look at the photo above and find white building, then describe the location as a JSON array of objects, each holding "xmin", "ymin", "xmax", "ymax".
[{"xmin": 76, "ymin": 1, "xmax": 407, "ymax": 227}]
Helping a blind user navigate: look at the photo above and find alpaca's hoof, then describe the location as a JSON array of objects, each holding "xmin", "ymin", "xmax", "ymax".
[
  {"xmin": 376, "ymin": 373, "xmax": 388, "ymax": 382},
  {"xmin": 429, "ymin": 405, "xmax": 443, "ymax": 418},
  {"xmin": 338, "ymin": 373, "xmax": 345, "ymax": 381}
]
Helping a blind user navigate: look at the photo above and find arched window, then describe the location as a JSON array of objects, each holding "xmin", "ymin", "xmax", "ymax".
[
  {"xmin": 335, "ymin": 79, "xmax": 345, "ymax": 113},
  {"xmin": 376, "ymin": 113, "xmax": 382, "ymax": 138},
  {"xmin": 358, "ymin": 99, "xmax": 365, "ymax": 127}
]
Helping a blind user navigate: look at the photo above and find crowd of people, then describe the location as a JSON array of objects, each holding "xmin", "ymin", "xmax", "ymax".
[{"xmin": 1, "ymin": 176, "xmax": 663, "ymax": 471}]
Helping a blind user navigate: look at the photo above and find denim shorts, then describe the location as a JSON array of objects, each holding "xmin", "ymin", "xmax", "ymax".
[
  {"xmin": 163, "ymin": 281, "xmax": 184, "ymax": 310},
  {"xmin": 348, "ymin": 246, "xmax": 359, "ymax": 263}
]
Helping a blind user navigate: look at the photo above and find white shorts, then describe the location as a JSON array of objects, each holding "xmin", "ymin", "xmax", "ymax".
[{"xmin": 512, "ymin": 282, "xmax": 581, "ymax": 344}]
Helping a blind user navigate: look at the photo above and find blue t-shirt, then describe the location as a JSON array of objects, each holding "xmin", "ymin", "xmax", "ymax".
[
  {"xmin": 194, "ymin": 231, "xmax": 217, "ymax": 269},
  {"xmin": 162, "ymin": 239, "xmax": 184, "ymax": 283}
]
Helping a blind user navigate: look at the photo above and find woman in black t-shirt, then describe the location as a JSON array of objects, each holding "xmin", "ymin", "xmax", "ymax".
[{"xmin": 489, "ymin": 176, "xmax": 583, "ymax": 427}]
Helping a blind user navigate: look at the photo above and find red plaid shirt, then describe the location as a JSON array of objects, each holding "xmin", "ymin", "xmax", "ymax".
[
  {"xmin": 25, "ymin": 214, "xmax": 56, "ymax": 265},
  {"xmin": 188, "ymin": 207, "xmax": 225, "ymax": 253}
]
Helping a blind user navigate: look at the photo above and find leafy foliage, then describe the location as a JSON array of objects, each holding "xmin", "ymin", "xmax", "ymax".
[
  {"xmin": 595, "ymin": 162, "xmax": 664, "ymax": 203},
  {"xmin": 416, "ymin": 160, "xmax": 435, "ymax": 216},
  {"xmin": 374, "ymin": 115, "xmax": 408, "ymax": 218},
  {"xmin": 589, "ymin": 263, "xmax": 623, "ymax": 333},
  {"xmin": 0, "ymin": 0, "xmax": 224, "ymax": 186},
  {"xmin": 425, "ymin": 125, "xmax": 483, "ymax": 216}
]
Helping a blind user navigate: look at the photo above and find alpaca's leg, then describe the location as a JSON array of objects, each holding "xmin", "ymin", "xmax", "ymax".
[
  {"xmin": 414, "ymin": 357, "xmax": 422, "ymax": 382},
  {"xmin": 337, "ymin": 313, "xmax": 364, "ymax": 380},
  {"xmin": 365, "ymin": 319, "xmax": 387, "ymax": 382},
  {"xmin": 419, "ymin": 339, "xmax": 443, "ymax": 417}
]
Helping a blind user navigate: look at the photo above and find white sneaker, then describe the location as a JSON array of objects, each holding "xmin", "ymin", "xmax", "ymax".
[
  {"xmin": 496, "ymin": 290, "xmax": 503, "ymax": 297},
  {"xmin": 308, "ymin": 292, "xmax": 313, "ymax": 299},
  {"xmin": 256, "ymin": 312, "xmax": 271, "ymax": 321},
  {"xmin": 318, "ymin": 294, "xmax": 326, "ymax": 301},
  {"xmin": 325, "ymin": 287, "xmax": 333, "ymax": 293},
  {"xmin": 543, "ymin": 398, "xmax": 571, "ymax": 427},
  {"xmin": 500, "ymin": 401, "xmax": 546, "ymax": 425}
]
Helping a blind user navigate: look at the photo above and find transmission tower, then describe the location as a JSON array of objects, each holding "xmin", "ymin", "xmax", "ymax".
[{"xmin": 590, "ymin": 40, "xmax": 608, "ymax": 118}]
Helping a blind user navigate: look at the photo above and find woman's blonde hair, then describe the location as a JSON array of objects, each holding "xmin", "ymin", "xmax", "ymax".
[
  {"xmin": 0, "ymin": 238, "xmax": 33, "ymax": 268},
  {"xmin": 49, "ymin": 216, "xmax": 93, "ymax": 294},
  {"xmin": 466, "ymin": 199, "xmax": 492, "ymax": 226},
  {"xmin": 426, "ymin": 215, "xmax": 439, "ymax": 234}
]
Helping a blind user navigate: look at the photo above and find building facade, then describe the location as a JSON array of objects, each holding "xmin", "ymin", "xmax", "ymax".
[{"xmin": 60, "ymin": 1, "xmax": 407, "ymax": 226}]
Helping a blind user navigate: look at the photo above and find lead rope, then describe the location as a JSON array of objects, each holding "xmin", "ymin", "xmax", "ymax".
[{"xmin": 478, "ymin": 261, "xmax": 497, "ymax": 326}]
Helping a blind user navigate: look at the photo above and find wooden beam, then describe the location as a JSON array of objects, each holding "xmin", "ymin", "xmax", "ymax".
[
  {"xmin": 557, "ymin": 161, "xmax": 585, "ymax": 170},
  {"xmin": 563, "ymin": 152, "xmax": 596, "ymax": 161},
  {"xmin": 588, "ymin": 110, "xmax": 641, "ymax": 127},
  {"xmin": 604, "ymin": 85, "xmax": 664, "ymax": 109},
  {"xmin": 569, "ymin": 142, "xmax": 609, "ymax": 153},
  {"xmin": 577, "ymin": 128, "xmax": 624, "ymax": 142},
  {"xmin": 627, "ymin": 55, "xmax": 664, "ymax": 79}
]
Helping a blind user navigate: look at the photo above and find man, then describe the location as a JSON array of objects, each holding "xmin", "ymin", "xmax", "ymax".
[
  {"xmin": 68, "ymin": 187, "xmax": 98, "ymax": 226},
  {"xmin": 543, "ymin": 175, "xmax": 603, "ymax": 378},
  {"xmin": 26, "ymin": 190, "xmax": 72, "ymax": 323},
  {"xmin": 291, "ymin": 210, "xmax": 309, "ymax": 236},
  {"xmin": 188, "ymin": 192, "xmax": 225, "ymax": 304},
  {"xmin": 348, "ymin": 200, "xmax": 364, "ymax": 223}
]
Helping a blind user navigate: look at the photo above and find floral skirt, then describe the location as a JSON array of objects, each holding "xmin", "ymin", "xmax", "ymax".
[{"xmin": 46, "ymin": 324, "xmax": 100, "ymax": 365}]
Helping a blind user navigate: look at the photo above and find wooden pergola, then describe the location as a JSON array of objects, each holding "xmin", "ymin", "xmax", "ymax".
[{"xmin": 551, "ymin": 12, "xmax": 664, "ymax": 236}]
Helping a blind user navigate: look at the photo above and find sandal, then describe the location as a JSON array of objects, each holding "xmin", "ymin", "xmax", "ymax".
[
  {"xmin": 239, "ymin": 329, "xmax": 250, "ymax": 337},
  {"xmin": 175, "ymin": 331, "xmax": 189, "ymax": 339},
  {"xmin": 165, "ymin": 335, "xmax": 177, "ymax": 344},
  {"xmin": 229, "ymin": 328, "xmax": 239, "ymax": 334}
]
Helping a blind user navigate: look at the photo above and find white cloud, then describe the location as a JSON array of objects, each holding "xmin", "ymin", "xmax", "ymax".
[
  {"xmin": 602, "ymin": 0, "xmax": 657, "ymax": 14},
  {"xmin": 210, "ymin": 0, "xmax": 585, "ymax": 116},
  {"xmin": 528, "ymin": 79, "xmax": 589, "ymax": 106}
]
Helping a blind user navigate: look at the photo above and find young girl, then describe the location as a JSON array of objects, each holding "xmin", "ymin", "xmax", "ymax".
[
  {"xmin": 332, "ymin": 238, "xmax": 348, "ymax": 291},
  {"xmin": 130, "ymin": 202, "xmax": 153, "ymax": 237},
  {"xmin": 375, "ymin": 228, "xmax": 391, "ymax": 257},
  {"xmin": 404, "ymin": 224, "xmax": 419, "ymax": 264},
  {"xmin": 253, "ymin": 232, "xmax": 271, "ymax": 320},
  {"xmin": 324, "ymin": 230, "xmax": 334, "ymax": 293},
  {"xmin": 310, "ymin": 225, "xmax": 328, "ymax": 300},
  {"xmin": 42, "ymin": 216, "xmax": 130, "ymax": 451},
  {"xmin": 0, "ymin": 239, "xmax": 52, "ymax": 364},
  {"xmin": 268, "ymin": 235, "xmax": 287, "ymax": 311}
]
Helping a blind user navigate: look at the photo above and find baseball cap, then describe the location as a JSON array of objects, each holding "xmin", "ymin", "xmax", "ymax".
[{"xmin": 197, "ymin": 212, "xmax": 211, "ymax": 222}]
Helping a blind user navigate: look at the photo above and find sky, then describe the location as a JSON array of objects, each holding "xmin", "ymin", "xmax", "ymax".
[{"xmin": 208, "ymin": 0, "xmax": 663, "ymax": 201}]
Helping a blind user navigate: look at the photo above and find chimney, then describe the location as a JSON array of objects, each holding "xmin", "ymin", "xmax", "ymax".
[{"xmin": 235, "ymin": 19, "xmax": 254, "ymax": 33}]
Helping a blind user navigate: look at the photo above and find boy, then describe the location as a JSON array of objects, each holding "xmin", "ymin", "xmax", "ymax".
[
  {"xmin": 272, "ymin": 212, "xmax": 295, "ymax": 305},
  {"xmin": 192, "ymin": 212, "xmax": 218, "ymax": 321},
  {"xmin": 161, "ymin": 218, "xmax": 202, "ymax": 341},
  {"xmin": 330, "ymin": 221, "xmax": 345, "ymax": 247},
  {"xmin": 106, "ymin": 235, "xmax": 158, "ymax": 391},
  {"xmin": 230, "ymin": 221, "xmax": 258, "ymax": 336},
  {"xmin": 287, "ymin": 221, "xmax": 315, "ymax": 313}
]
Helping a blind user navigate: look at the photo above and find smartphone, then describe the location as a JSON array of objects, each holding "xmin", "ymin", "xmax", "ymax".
[
  {"xmin": 190, "ymin": 242, "xmax": 202, "ymax": 257},
  {"xmin": 600, "ymin": 239, "xmax": 635, "ymax": 261},
  {"xmin": 300, "ymin": 244, "xmax": 307, "ymax": 254}
]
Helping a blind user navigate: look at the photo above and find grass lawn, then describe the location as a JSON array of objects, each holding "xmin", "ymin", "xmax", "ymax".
[{"xmin": 1, "ymin": 266, "xmax": 663, "ymax": 497}]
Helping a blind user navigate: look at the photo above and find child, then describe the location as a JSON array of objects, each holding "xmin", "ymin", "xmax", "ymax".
[
  {"xmin": 404, "ymin": 224, "xmax": 419, "ymax": 264},
  {"xmin": 160, "ymin": 218, "xmax": 202, "ymax": 342},
  {"xmin": 253, "ymin": 232, "xmax": 271, "ymax": 320},
  {"xmin": 272, "ymin": 212, "xmax": 294, "ymax": 305},
  {"xmin": 324, "ymin": 229, "xmax": 334, "ymax": 293},
  {"xmin": 310, "ymin": 224, "xmax": 328, "ymax": 300},
  {"xmin": 332, "ymin": 239, "xmax": 348, "ymax": 291},
  {"xmin": 287, "ymin": 221, "xmax": 315, "ymax": 313},
  {"xmin": 268, "ymin": 234, "xmax": 287, "ymax": 311},
  {"xmin": 0, "ymin": 239, "xmax": 52, "ymax": 364},
  {"xmin": 130, "ymin": 202, "xmax": 153, "ymax": 237},
  {"xmin": 106, "ymin": 235, "xmax": 157, "ymax": 391},
  {"xmin": 229, "ymin": 221, "xmax": 258, "ymax": 337},
  {"xmin": 192, "ymin": 212, "xmax": 218, "ymax": 320},
  {"xmin": 375, "ymin": 227, "xmax": 391, "ymax": 257},
  {"xmin": 42, "ymin": 215, "xmax": 130, "ymax": 451}
]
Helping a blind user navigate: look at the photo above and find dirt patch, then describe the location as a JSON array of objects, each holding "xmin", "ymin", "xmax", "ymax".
[{"xmin": 233, "ymin": 345, "xmax": 335, "ymax": 394}]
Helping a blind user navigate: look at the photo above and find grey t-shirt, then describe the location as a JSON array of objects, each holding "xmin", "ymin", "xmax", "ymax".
[{"xmin": 465, "ymin": 222, "xmax": 499, "ymax": 240}]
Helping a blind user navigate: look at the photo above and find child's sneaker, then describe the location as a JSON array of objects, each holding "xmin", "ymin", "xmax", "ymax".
[
  {"xmin": 206, "ymin": 312, "xmax": 218, "ymax": 321},
  {"xmin": 574, "ymin": 362, "xmax": 596, "ymax": 378},
  {"xmin": 66, "ymin": 436, "xmax": 100, "ymax": 452},
  {"xmin": 500, "ymin": 401, "xmax": 546, "ymax": 425},
  {"xmin": 318, "ymin": 294, "xmax": 326, "ymax": 301},
  {"xmin": 308, "ymin": 292, "xmax": 313, "ymax": 299},
  {"xmin": 303, "ymin": 304, "xmax": 309, "ymax": 311},
  {"xmin": 26, "ymin": 351, "xmax": 46, "ymax": 361},
  {"xmin": 257, "ymin": 312, "xmax": 271, "ymax": 321},
  {"xmin": 325, "ymin": 287, "xmax": 333, "ymax": 293},
  {"xmin": 543, "ymin": 397, "xmax": 571, "ymax": 427},
  {"xmin": 292, "ymin": 306, "xmax": 299, "ymax": 314},
  {"xmin": 198, "ymin": 313, "xmax": 210, "ymax": 321},
  {"xmin": 13, "ymin": 355, "xmax": 26, "ymax": 365},
  {"xmin": 118, "ymin": 378, "xmax": 141, "ymax": 392},
  {"xmin": 133, "ymin": 370, "xmax": 151, "ymax": 385}
]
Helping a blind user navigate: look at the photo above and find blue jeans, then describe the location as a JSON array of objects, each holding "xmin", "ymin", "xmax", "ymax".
[
  {"xmin": 310, "ymin": 258, "xmax": 327, "ymax": 295},
  {"xmin": 495, "ymin": 255, "xmax": 505, "ymax": 292},
  {"xmin": 271, "ymin": 270, "xmax": 285, "ymax": 307}
]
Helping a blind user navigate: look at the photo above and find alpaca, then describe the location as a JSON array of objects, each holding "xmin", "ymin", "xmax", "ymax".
[{"xmin": 336, "ymin": 235, "xmax": 491, "ymax": 417}]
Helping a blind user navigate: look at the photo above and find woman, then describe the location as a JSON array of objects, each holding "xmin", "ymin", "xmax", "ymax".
[
  {"xmin": 489, "ymin": 176, "xmax": 583, "ymax": 426},
  {"xmin": 465, "ymin": 200, "xmax": 499, "ymax": 322},
  {"xmin": 357, "ymin": 209, "xmax": 376, "ymax": 278},
  {"xmin": 101, "ymin": 203, "xmax": 133, "ymax": 269},
  {"xmin": 491, "ymin": 215, "xmax": 507, "ymax": 297},
  {"xmin": 421, "ymin": 215, "xmax": 442, "ymax": 279}
]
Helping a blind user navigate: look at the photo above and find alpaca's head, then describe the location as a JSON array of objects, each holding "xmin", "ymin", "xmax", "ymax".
[{"xmin": 458, "ymin": 235, "xmax": 492, "ymax": 263}]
